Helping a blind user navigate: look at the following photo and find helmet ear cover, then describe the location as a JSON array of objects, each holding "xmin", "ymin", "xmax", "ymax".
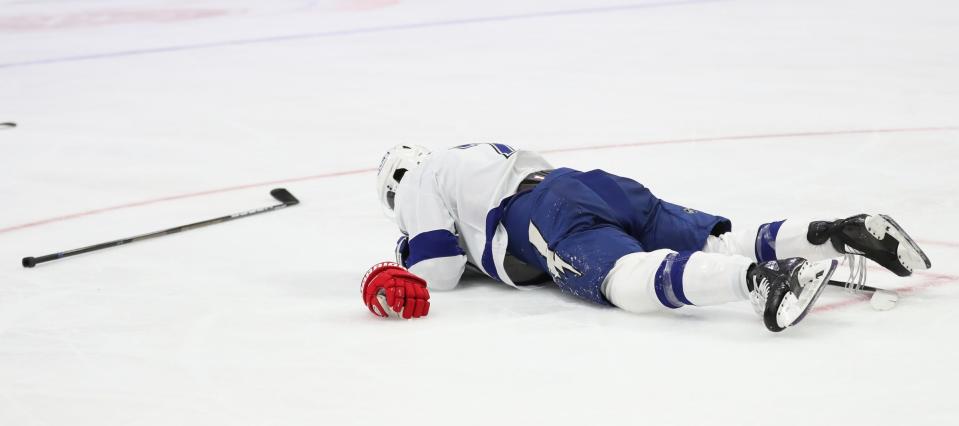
[
  {"xmin": 386, "ymin": 168, "xmax": 408, "ymax": 210},
  {"xmin": 386, "ymin": 190, "xmax": 396, "ymax": 210}
]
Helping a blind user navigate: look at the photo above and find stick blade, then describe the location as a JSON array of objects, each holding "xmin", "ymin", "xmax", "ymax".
[
  {"xmin": 870, "ymin": 289, "xmax": 899, "ymax": 311},
  {"xmin": 270, "ymin": 188, "xmax": 299, "ymax": 205}
]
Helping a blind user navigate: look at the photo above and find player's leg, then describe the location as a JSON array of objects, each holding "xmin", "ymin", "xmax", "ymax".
[
  {"xmin": 702, "ymin": 215, "xmax": 931, "ymax": 277},
  {"xmin": 563, "ymin": 168, "xmax": 930, "ymax": 277},
  {"xmin": 702, "ymin": 218, "xmax": 842, "ymax": 261},
  {"xmin": 523, "ymin": 218, "xmax": 753, "ymax": 311},
  {"xmin": 546, "ymin": 226, "xmax": 837, "ymax": 332},
  {"xmin": 503, "ymin": 168, "xmax": 837, "ymax": 331},
  {"xmin": 556, "ymin": 169, "xmax": 734, "ymax": 253},
  {"xmin": 503, "ymin": 168, "xmax": 749, "ymax": 308},
  {"xmin": 568, "ymin": 174, "xmax": 840, "ymax": 330},
  {"xmin": 600, "ymin": 248, "xmax": 751, "ymax": 312}
]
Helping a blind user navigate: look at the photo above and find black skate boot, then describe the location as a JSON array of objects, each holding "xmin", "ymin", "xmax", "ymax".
[
  {"xmin": 808, "ymin": 214, "xmax": 931, "ymax": 277},
  {"xmin": 747, "ymin": 258, "xmax": 839, "ymax": 332}
]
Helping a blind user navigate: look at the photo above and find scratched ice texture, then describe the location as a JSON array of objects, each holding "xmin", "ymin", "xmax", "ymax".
[{"xmin": 2, "ymin": 1, "xmax": 958, "ymax": 425}]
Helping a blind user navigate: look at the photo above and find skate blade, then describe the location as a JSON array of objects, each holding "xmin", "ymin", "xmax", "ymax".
[
  {"xmin": 867, "ymin": 214, "xmax": 932, "ymax": 274},
  {"xmin": 777, "ymin": 259, "xmax": 839, "ymax": 328}
]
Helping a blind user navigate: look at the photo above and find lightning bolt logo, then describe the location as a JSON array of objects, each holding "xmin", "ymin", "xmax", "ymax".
[{"xmin": 528, "ymin": 222, "xmax": 582, "ymax": 279}]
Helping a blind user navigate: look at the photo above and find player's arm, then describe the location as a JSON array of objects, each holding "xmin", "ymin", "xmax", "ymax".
[
  {"xmin": 395, "ymin": 184, "xmax": 467, "ymax": 291},
  {"xmin": 401, "ymin": 230, "xmax": 466, "ymax": 291}
]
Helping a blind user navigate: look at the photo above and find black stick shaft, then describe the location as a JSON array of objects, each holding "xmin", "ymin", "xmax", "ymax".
[
  {"xmin": 22, "ymin": 188, "xmax": 298, "ymax": 267},
  {"xmin": 827, "ymin": 280, "xmax": 883, "ymax": 294}
]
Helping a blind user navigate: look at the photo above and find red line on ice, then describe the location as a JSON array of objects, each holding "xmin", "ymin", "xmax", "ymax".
[
  {"xmin": 0, "ymin": 168, "xmax": 373, "ymax": 235},
  {"xmin": 2, "ymin": 125, "xmax": 958, "ymax": 236},
  {"xmin": 539, "ymin": 126, "xmax": 959, "ymax": 154},
  {"xmin": 812, "ymin": 270, "xmax": 959, "ymax": 313},
  {"xmin": 0, "ymin": 9, "xmax": 234, "ymax": 32}
]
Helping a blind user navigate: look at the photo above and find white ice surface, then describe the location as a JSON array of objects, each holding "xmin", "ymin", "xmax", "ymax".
[{"xmin": 2, "ymin": 1, "xmax": 959, "ymax": 425}]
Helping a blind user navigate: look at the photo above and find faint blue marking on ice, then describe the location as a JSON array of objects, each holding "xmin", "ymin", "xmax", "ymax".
[{"xmin": 0, "ymin": 0, "xmax": 725, "ymax": 69}]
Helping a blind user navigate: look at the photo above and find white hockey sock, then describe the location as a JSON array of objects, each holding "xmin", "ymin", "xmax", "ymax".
[
  {"xmin": 702, "ymin": 230, "xmax": 755, "ymax": 258},
  {"xmin": 703, "ymin": 219, "xmax": 843, "ymax": 262},
  {"xmin": 772, "ymin": 218, "xmax": 844, "ymax": 261},
  {"xmin": 602, "ymin": 250, "xmax": 752, "ymax": 314}
]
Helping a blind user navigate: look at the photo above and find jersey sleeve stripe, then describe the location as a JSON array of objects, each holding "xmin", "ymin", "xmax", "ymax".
[{"xmin": 406, "ymin": 229, "xmax": 465, "ymax": 268}]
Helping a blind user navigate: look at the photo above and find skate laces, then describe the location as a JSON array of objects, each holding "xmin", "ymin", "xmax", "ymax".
[
  {"xmin": 747, "ymin": 268, "xmax": 772, "ymax": 316},
  {"xmin": 842, "ymin": 249, "xmax": 867, "ymax": 292},
  {"xmin": 749, "ymin": 276, "xmax": 769, "ymax": 316}
]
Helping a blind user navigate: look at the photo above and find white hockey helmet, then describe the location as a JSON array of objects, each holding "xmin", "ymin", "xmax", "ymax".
[{"xmin": 376, "ymin": 144, "xmax": 431, "ymax": 217}]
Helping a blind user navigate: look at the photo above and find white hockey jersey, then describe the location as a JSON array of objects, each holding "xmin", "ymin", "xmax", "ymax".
[{"xmin": 393, "ymin": 144, "xmax": 553, "ymax": 290}]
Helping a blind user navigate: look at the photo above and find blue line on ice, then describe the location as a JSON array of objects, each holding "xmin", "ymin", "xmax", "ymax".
[{"xmin": 0, "ymin": 0, "xmax": 724, "ymax": 69}]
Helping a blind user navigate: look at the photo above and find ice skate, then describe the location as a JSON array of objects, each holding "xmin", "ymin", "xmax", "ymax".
[
  {"xmin": 747, "ymin": 258, "xmax": 839, "ymax": 332},
  {"xmin": 809, "ymin": 214, "xmax": 931, "ymax": 277}
]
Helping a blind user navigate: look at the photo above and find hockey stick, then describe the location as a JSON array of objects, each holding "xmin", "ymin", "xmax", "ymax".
[
  {"xmin": 21, "ymin": 188, "xmax": 299, "ymax": 268},
  {"xmin": 827, "ymin": 279, "xmax": 899, "ymax": 311},
  {"xmin": 0, "ymin": 122, "xmax": 15, "ymax": 129}
]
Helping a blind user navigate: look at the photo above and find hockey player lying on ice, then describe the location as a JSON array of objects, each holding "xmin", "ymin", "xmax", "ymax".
[{"xmin": 360, "ymin": 144, "xmax": 931, "ymax": 332}]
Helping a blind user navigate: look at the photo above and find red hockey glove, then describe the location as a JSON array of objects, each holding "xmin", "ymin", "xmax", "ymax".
[{"xmin": 361, "ymin": 262, "xmax": 430, "ymax": 319}]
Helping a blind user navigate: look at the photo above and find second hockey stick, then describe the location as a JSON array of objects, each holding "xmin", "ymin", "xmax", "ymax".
[
  {"xmin": 22, "ymin": 188, "xmax": 299, "ymax": 268},
  {"xmin": 827, "ymin": 279, "xmax": 899, "ymax": 311}
]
